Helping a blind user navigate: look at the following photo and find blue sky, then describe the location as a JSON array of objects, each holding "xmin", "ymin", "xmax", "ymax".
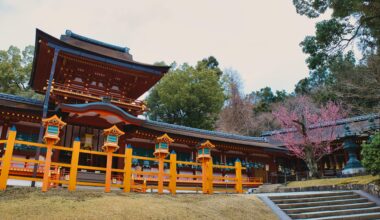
[{"xmin": 0, "ymin": 0, "xmax": 330, "ymax": 94}]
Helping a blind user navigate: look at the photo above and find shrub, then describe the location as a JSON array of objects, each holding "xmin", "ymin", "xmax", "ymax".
[{"xmin": 361, "ymin": 132, "xmax": 380, "ymax": 175}]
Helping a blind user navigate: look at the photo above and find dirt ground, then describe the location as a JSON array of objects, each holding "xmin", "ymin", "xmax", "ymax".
[{"xmin": 0, "ymin": 187, "xmax": 277, "ymax": 220}]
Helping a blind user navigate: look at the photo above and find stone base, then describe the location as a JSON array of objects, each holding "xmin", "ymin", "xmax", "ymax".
[{"xmin": 342, "ymin": 167, "xmax": 366, "ymax": 175}]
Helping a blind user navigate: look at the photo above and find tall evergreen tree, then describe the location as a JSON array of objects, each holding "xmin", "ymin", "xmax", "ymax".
[
  {"xmin": 0, "ymin": 46, "xmax": 35, "ymax": 96},
  {"xmin": 293, "ymin": 0, "xmax": 380, "ymax": 72},
  {"xmin": 146, "ymin": 57, "xmax": 225, "ymax": 130}
]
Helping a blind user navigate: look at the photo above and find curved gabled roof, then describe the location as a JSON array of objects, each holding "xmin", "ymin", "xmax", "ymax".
[
  {"xmin": 55, "ymin": 102, "xmax": 284, "ymax": 150},
  {"xmin": 57, "ymin": 102, "xmax": 145, "ymax": 126}
]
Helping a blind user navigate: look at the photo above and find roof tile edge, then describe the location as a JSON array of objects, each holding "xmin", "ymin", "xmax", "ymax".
[
  {"xmin": 261, "ymin": 113, "xmax": 380, "ymax": 136},
  {"xmin": 65, "ymin": 30, "xmax": 130, "ymax": 53}
]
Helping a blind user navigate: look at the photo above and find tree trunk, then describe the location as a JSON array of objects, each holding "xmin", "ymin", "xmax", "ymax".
[{"xmin": 305, "ymin": 146, "xmax": 319, "ymax": 178}]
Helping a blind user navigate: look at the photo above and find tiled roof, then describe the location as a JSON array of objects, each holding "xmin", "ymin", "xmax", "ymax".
[
  {"xmin": 0, "ymin": 93, "xmax": 43, "ymax": 106},
  {"xmin": 65, "ymin": 30, "xmax": 130, "ymax": 53},
  {"xmin": 261, "ymin": 113, "xmax": 380, "ymax": 136},
  {"xmin": 145, "ymin": 120, "xmax": 268, "ymax": 143}
]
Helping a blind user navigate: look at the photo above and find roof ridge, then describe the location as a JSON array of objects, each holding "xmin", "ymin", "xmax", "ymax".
[{"xmin": 65, "ymin": 30, "xmax": 130, "ymax": 53}]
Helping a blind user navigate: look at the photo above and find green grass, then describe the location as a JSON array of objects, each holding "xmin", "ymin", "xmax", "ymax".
[{"xmin": 286, "ymin": 175, "xmax": 380, "ymax": 188}]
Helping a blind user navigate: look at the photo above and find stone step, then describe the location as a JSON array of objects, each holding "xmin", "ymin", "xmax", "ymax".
[
  {"xmin": 272, "ymin": 194, "xmax": 360, "ymax": 204},
  {"xmin": 283, "ymin": 202, "xmax": 376, "ymax": 214},
  {"xmin": 289, "ymin": 206, "xmax": 380, "ymax": 219},
  {"xmin": 302, "ymin": 212, "xmax": 380, "ymax": 220},
  {"xmin": 277, "ymin": 197, "xmax": 369, "ymax": 209},
  {"xmin": 254, "ymin": 184, "xmax": 282, "ymax": 193},
  {"xmin": 268, "ymin": 191, "xmax": 354, "ymax": 200}
]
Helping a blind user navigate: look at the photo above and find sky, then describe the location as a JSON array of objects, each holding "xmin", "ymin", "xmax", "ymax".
[{"xmin": 0, "ymin": 0, "xmax": 330, "ymax": 94}]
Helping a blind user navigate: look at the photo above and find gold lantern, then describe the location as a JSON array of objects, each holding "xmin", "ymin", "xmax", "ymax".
[
  {"xmin": 196, "ymin": 140, "xmax": 215, "ymax": 161},
  {"xmin": 102, "ymin": 125, "xmax": 124, "ymax": 152},
  {"xmin": 42, "ymin": 115, "xmax": 66, "ymax": 144},
  {"xmin": 154, "ymin": 133, "xmax": 174, "ymax": 158}
]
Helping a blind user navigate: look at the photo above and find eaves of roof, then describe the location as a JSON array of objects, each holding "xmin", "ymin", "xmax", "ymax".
[
  {"xmin": 261, "ymin": 113, "xmax": 380, "ymax": 136},
  {"xmin": 0, "ymin": 93, "xmax": 43, "ymax": 106}
]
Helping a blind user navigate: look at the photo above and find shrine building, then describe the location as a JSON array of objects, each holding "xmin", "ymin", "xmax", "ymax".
[
  {"xmin": 0, "ymin": 29, "xmax": 378, "ymax": 189},
  {"xmin": 0, "ymin": 29, "xmax": 289, "ymax": 188}
]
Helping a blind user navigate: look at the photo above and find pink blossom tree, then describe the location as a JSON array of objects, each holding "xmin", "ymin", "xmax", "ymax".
[{"xmin": 272, "ymin": 96, "xmax": 346, "ymax": 178}]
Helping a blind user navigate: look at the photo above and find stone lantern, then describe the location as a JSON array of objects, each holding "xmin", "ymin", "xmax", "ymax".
[{"xmin": 342, "ymin": 125, "xmax": 365, "ymax": 175}]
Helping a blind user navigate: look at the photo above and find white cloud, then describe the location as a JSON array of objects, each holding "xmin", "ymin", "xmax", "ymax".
[{"xmin": 0, "ymin": 0, "xmax": 330, "ymax": 94}]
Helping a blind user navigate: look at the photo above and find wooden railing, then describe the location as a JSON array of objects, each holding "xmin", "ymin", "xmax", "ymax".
[
  {"xmin": 51, "ymin": 82, "xmax": 146, "ymax": 113},
  {"xmin": 0, "ymin": 129, "xmax": 263, "ymax": 194}
]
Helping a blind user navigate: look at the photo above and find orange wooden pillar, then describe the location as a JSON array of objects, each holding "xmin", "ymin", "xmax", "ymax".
[
  {"xmin": 104, "ymin": 149, "xmax": 114, "ymax": 193},
  {"xmin": 123, "ymin": 145, "xmax": 133, "ymax": 193},
  {"xmin": 102, "ymin": 125, "xmax": 124, "ymax": 193},
  {"xmin": 0, "ymin": 127, "xmax": 16, "ymax": 191},
  {"xmin": 153, "ymin": 134, "xmax": 174, "ymax": 194},
  {"xmin": 201, "ymin": 159, "xmax": 208, "ymax": 193},
  {"xmin": 201, "ymin": 158, "xmax": 213, "ymax": 194},
  {"xmin": 157, "ymin": 155, "xmax": 165, "ymax": 194},
  {"xmin": 197, "ymin": 140, "xmax": 215, "ymax": 194},
  {"xmin": 0, "ymin": 122, "xmax": 9, "ymax": 157},
  {"xmin": 169, "ymin": 151, "xmax": 177, "ymax": 195},
  {"xmin": 207, "ymin": 159, "xmax": 213, "ymax": 194},
  {"xmin": 41, "ymin": 115, "xmax": 66, "ymax": 192},
  {"xmin": 142, "ymin": 179, "xmax": 147, "ymax": 193},
  {"xmin": 41, "ymin": 139, "xmax": 54, "ymax": 192},
  {"xmin": 235, "ymin": 159, "xmax": 243, "ymax": 193},
  {"xmin": 68, "ymin": 138, "xmax": 80, "ymax": 191}
]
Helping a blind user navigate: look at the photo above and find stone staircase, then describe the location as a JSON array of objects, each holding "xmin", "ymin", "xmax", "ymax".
[
  {"xmin": 253, "ymin": 184, "xmax": 282, "ymax": 193},
  {"xmin": 268, "ymin": 191, "xmax": 380, "ymax": 219}
]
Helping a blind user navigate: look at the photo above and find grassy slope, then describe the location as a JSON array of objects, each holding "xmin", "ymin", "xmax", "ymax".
[
  {"xmin": 286, "ymin": 175, "xmax": 380, "ymax": 188},
  {"xmin": 0, "ymin": 188, "xmax": 277, "ymax": 220}
]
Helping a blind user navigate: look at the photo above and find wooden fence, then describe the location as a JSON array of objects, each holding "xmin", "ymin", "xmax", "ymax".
[{"xmin": 0, "ymin": 129, "xmax": 262, "ymax": 194}]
